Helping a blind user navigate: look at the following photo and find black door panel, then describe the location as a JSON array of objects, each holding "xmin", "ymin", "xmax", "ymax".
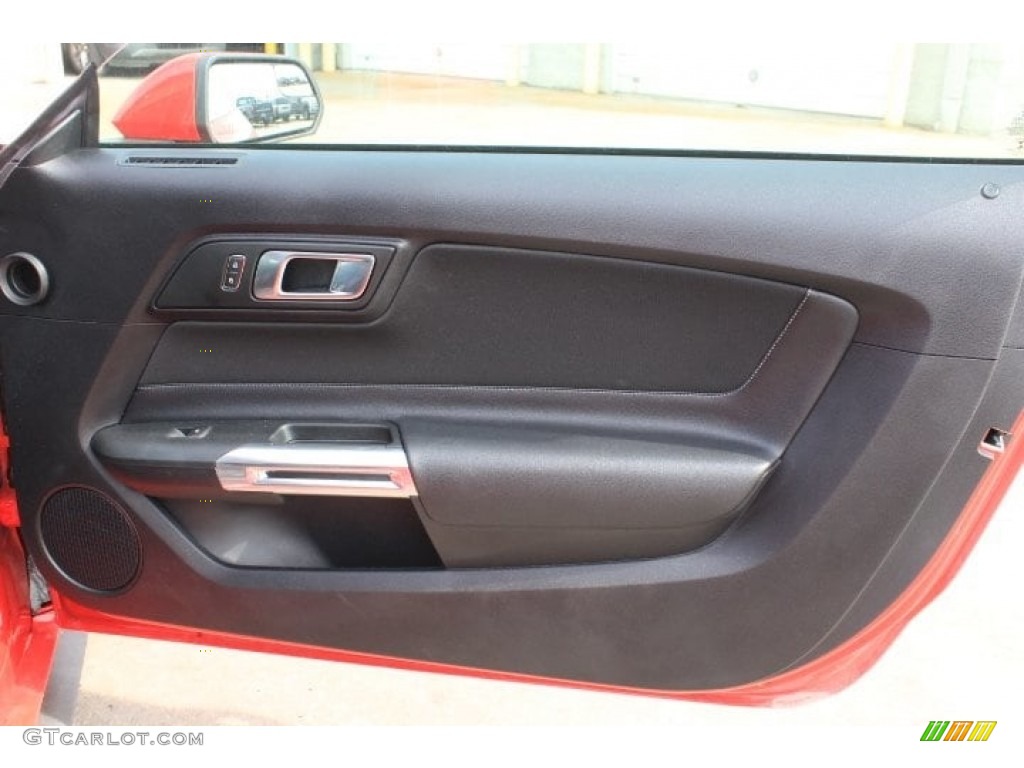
[
  {"xmin": 6, "ymin": 150, "xmax": 1019, "ymax": 357},
  {"xmin": 130, "ymin": 290, "xmax": 856, "ymax": 454},
  {"xmin": 1, "ymin": 144, "xmax": 1021, "ymax": 691},
  {"xmin": 0, "ymin": 289, "xmax": 1009, "ymax": 689},
  {"xmin": 146, "ymin": 245, "xmax": 809, "ymax": 392},
  {"xmin": 113, "ymin": 278, "xmax": 855, "ymax": 565},
  {"xmin": 163, "ymin": 495, "xmax": 442, "ymax": 570}
]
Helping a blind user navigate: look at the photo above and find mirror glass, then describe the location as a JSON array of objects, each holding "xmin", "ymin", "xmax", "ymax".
[{"xmin": 205, "ymin": 60, "xmax": 321, "ymax": 143}]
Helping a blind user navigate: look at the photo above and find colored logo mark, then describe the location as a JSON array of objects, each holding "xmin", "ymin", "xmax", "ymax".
[{"xmin": 920, "ymin": 720, "xmax": 997, "ymax": 742}]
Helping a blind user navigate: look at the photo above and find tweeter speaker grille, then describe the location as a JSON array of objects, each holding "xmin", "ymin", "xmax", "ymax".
[{"xmin": 40, "ymin": 486, "xmax": 141, "ymax": 593}]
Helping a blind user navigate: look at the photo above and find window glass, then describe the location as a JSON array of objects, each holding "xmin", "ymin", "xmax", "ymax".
[{"xmin": 90, "ymin": 42, "xmax": 1024, "ymax": 158}]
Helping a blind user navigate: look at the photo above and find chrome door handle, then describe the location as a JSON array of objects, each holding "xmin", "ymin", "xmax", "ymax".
[
  {"xmin": 252, "ymin": 250, "xmax": 376, "ymax": 301},
  {"xmin": 216, "ymin": 443, "xmax": 417, "ymax": 498}
]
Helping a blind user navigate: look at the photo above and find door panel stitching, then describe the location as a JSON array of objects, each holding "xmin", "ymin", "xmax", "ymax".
[{"xmin": 138, "ymin": 290, "xmax": 815, "ymax": 400}]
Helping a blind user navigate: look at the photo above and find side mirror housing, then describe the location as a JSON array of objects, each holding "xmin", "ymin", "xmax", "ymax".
[{"xmin": 112, "ymin": 53, "xmax": 322, "ymax": 143}]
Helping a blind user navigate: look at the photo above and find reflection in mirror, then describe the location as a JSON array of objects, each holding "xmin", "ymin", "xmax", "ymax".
[{"xmin": 206, "ymin": 61, "xmax": 321, "ymax": 143}]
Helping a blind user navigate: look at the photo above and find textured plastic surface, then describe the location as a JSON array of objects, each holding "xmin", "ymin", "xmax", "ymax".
[
  {"xmin": 405, "ymin": 422, "xmax": 776, "ymax": 566},
  {"xmin": 0, "ymin": 146, "xmax": 1020, "ymax": 691},
  {"xmin": 144, "ymin": 246, "xmax": 805, "ymax": 393},
  {"xmin": 4, "ymin": 148, "xmax": 1021, "ymax": 357},
  {"xmin": 164, "ymin": 496, "xmax": 442, "ymax": 570},
  {"xmin": 51, "ymin": 405, "xmax": 1024, "ymax": 704}
]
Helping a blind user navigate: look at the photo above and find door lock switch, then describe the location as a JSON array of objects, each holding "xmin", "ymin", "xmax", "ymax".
[{"xmin": 220, "ymin": 254, "xmax": 246, "ymax": 292}]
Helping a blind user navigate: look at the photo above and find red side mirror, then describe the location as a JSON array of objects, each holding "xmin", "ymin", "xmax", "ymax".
[{"xmin": 112, "ymin": 53, "xmax": 322, "ymax": 144}]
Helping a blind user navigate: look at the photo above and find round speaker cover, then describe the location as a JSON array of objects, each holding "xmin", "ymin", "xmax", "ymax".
[{"xmin": 40, "ymin": 486, "xmax": 141, "ymax": 592}]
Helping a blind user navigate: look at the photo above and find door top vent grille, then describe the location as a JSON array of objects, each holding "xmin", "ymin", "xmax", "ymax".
[{"xmin": 122, "ymin": 155, "xmax": 239, "ymax": 167}]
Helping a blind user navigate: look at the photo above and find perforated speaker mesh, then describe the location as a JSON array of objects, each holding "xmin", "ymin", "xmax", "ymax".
[{"xmin": 40, "ymin": 486, "xmax": 141, "ymax": 592}]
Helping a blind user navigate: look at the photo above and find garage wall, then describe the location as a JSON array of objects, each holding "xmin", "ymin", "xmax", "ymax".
[
  {"xmin": 338, "ymin": 42, "xmax": 899, "ymax": 119},
  {"xmin": 342, "ymin": 45, "xmax": 509, "ymax": 81},
  {"xmin": 609, "ymin": 43, "xmax": 898, "ymax": 118},
  {"xmin": 330, "ymin": 42, "xmax": 1023, "ymax": 132}
]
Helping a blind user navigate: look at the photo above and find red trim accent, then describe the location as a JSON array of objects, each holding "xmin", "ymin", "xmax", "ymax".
[
  {"xmin": 0, "ymin": 527, "xmax": 59, "ymax": 725},
  {"xmin": 1, "ymin": 411, "xmax": 58, "ymax": 725},
  {"xmin": 0, "ymin": 420, "xmax": 19, "ymax": 528},
  {"xmin": 112, "ymin": 54, "xmax": 201, "ymax": 142},
  {"xmin": 53, "ymin": 410, "xmax": 1024, "ymax": 706}
]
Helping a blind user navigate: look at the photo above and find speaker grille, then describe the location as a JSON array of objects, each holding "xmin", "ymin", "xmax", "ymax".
[{"xmin": 40, "ymin": 487, "xmax": 141, "ymax": 592}]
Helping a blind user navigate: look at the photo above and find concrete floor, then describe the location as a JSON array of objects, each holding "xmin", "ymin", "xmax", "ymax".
[{"xmin": 40, "ymin": 472, "xmax": 1023, "ymax": 726}]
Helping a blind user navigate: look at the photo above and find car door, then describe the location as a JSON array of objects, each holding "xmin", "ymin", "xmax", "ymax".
[{"xmin": 0, "ymin": 47, "xmax": 1021, "ymax": 720}]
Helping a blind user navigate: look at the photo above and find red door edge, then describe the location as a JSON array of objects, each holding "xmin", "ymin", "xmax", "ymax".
[
  {"xmin": 0, "ymin": 527, "xmax": 59, "ymax": 726},
  {"xmin": 1, "ymin": 414, "xmax": 60, "ymax": 726},
  {"xmin": 50, "ymin": 409, "xmax": 1024, "ymax": 708}
]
